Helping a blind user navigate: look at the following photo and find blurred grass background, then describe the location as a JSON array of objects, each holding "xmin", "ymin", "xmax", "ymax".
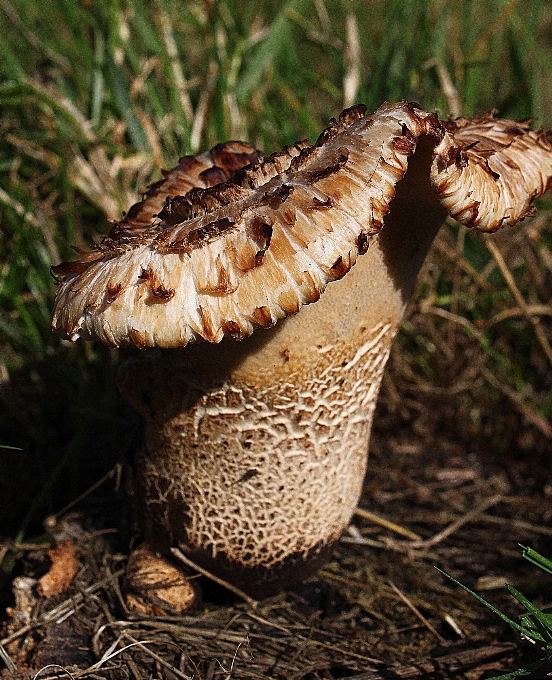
[{"xmin": 0, "ymin": 0, "xmax": 551, "ymax": 544}]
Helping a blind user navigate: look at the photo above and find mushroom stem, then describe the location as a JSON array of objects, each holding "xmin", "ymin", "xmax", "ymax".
[{"xmin": 118, "ymin": 137, "xmax": 447, "ymax": 597}]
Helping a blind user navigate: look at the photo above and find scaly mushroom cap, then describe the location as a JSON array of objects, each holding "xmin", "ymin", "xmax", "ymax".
[{"xmin": 51, "ymin": 101, "xmax": 552, "ymax": 348}]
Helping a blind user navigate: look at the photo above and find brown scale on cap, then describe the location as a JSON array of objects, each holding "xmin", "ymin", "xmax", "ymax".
[
  {"xmin": 51, "ymin": 101, "xmax": 552, "ymax": 600},
  {"xmin": 137, "ymin": 266, "xmax": 175, "ymax": 301},
  {"xmin": 118, "ymin": 141, "xmax": 263, "ymax": 234}
]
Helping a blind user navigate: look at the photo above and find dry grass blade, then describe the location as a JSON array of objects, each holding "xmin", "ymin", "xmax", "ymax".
[
  {"xmin": 190, "ymin": 61, "xmax": 218, "ymax": 153},
  {"xmin": 0, "ymin": 187, "xmax": 39, "ymax": 227},
  {"xmin": 388, "ymin": 580, "xmax": 446, "ymax": 644},
  {"xmin": 0, "ymin": 0, "xmax": 70, "ymax": 71},
  {"xmin": 32, "ymin": 664, "xmax": 76, "ymax": 679},
  {"xmin": 69, "ymin": 149, "xmax": 123, "ymax": 220},
  {"xmin": 443, "ymin": 614, "xmax": 465, "ymax": 637},
  {"xmin": 25, "ymin": 78, "xmax": 96, "ymax": 144},
  {"xmin": 354, "ymin": 508, "xmax": 422, "ymax": 540},
  {"xmin": 343, "ymin": 13, "xmax": 360, "ymax": 108},
  {"xmin": 467, "ymin": 0, "xmax": 523, "ymax": 57},
  {"xmin": 120, "ymin": 633, "xmax": 192, "ymax": 680},
  {"xmin": 422, "ymin": 59, "xmax": 462, "ymax": 118},
  {"xmin": 345, "ymin": 643, "xmax": 518, "ymax": 679},
  {"xmin": 486, "ymin": 239, "xmax": 552, "ymax": 367},
  {"xmin": 77, "ymin": 635, "xmax": 192, "ymax": 679},
  {"xmin": 340, "ymin": 535, "xmax": 388, "ymax": 549},
  {"xmin": 481, "ymin": 367, "xmax": 552, "ymax": 438},
  {"xmin": 0, "ymin": 641, "xmax": 16, "ymax": 673},
  {"xmin": 50, "ymin": 465, "xmax": 122, "ymax": 522},
  {"xmin": 156, "ymin": 4, "xmax": 193, "ymax": 126}
]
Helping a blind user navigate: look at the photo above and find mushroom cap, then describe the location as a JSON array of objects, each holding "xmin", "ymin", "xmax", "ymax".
[{"xmin": 51, "ymin": 102, "xmax": 552, "ymax": 349}]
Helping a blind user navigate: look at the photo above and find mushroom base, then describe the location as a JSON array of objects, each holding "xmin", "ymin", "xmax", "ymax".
[
  {"xmin": 175, "ymin": 539, "xmax": 337, "ymax": 599},
  {"xmin": 120, "ymin": 320, "xmax": 394, "ymax": 596}
]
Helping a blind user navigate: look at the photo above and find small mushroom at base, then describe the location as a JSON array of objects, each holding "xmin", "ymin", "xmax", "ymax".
[
  {"xmin": 51, "ymin": 102, "xmax": 552, "ymax": 601},
  {"xmin": 125, "ymin": 545, "xmax": 199, "ymax": 615}
]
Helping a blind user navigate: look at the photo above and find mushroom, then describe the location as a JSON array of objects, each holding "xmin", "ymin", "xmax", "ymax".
[{"xmin": 51, "ymin": 101, "xmax": 552, "ymax": 599}]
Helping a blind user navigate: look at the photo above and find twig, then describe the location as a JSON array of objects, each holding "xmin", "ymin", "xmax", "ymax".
[
  {"xmin": 479, "ymin": 513, "xmax": 552, "ymax": 536},
  {"xmin": 420, "ymin": 305, "xmax": 482, "ymax": 339},
  {"xmin": 97, "ymin": 619, "xmax": 254, "ymax": 645},
  {"xmin": 294, "ymin": 637, "xmax": 382, "ymax": 665},
  {"xmin": 246, "ymin": 611, "xmax": 292, "ymax": 635},
  {"xmin": 434, "ymin": 236, "xmax": 491, "ymax": 291},
  {"xmin": 422, "ymin": 295, "xmax": 552, "ymax": 438},
  {"xmin": 393, "ymin": 494, "xmax": 504, "ymax": 550},
  {"xmin": 489, "ymin": 303, "xmax": 552, "ymax": 326},
  {"xmin": 171, "ymin": 547, "xmax": 259, "ymax": 609},
  {"xmin": 388, "ymin": 581, "xmax": 446, "ymax": 644}
]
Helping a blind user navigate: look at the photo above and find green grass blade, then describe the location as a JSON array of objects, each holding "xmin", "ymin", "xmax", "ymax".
[
  {"xmin": 520, "ymin": 546, "xmax": 552, "ymax": 575},
  {"xmin": 506, "ymin": 585, "xmax": 552, "ymax": 644},
  {"xmin": 487, "ymin": 653, "xmax": 552, "ymax": 680},
  {"xmin": 435, "ymin": 567, "xmax": 546, "ymax": 643},
  {"xmin": 235, "ymin": 0, "xmax": 309, "ymax": 102},
  {"xmin": 107, "ymin": 60, "xmax": 149, "ymax": 151}
]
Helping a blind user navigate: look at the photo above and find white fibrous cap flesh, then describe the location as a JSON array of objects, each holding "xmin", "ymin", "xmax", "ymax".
[{"xmin": 51, "ymin": 102, "xmax": 552, "ymax": 349}]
